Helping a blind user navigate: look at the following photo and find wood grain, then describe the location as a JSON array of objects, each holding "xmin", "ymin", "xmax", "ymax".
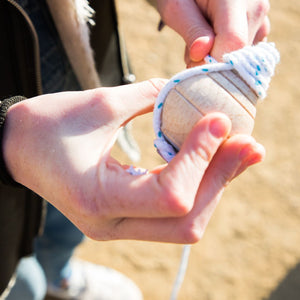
[{"xmin": 161, "ymin": 70, "xmax": 258, "ymax": 150}]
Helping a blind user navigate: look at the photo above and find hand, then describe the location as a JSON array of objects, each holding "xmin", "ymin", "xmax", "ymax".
[
  {"xmin": 157, "ymin": 0, "xmax": 270, "ymax": 66},
  {"xmin": 3, "ymin": 79, "xmax": 265, "ymax": 243}
]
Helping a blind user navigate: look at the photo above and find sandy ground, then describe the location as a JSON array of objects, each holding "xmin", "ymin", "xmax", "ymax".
[{"xmin": 75, "ymin": 1, "xmax": 300, "ymax": 299}]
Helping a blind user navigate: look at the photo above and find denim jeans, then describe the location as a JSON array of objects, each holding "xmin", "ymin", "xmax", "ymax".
[
  {"xmin": 7, "ymin": 1, "xmax": 84, "ymax": 299},
  {"xmin": 35, "ymin": 204, "xmax": 85, "ymax": 285}
]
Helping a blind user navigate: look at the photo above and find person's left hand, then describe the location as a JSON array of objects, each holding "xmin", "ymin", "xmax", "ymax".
[{"xmin": 4, "ymin": 79, "xmax": 264, "ymax": 243}]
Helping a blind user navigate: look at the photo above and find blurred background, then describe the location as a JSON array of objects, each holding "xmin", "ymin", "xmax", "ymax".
[{"xmin": 76, "ymin": 0, "xmax": 300, "ymax": 299}]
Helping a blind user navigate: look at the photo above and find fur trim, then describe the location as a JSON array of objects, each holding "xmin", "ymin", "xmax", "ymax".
[{"xmin": 74, "ymin": 0, "xmax": 95, "ymax": 26}]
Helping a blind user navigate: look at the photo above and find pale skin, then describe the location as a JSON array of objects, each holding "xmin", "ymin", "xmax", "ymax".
[
  {"xmin": 3, "ymin": 79, "xmax": 265, "ymax": 243},
  {"xmin": 2, "ymin": 0, "xmax": 269, "ymax": 243},
  {"xmin": 156, "ymin": 0, "xmax": 270, "ymax": 66}
]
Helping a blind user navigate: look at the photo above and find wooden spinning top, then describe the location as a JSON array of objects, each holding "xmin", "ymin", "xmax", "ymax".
[
  {"xmin": 160, "ymin": 69, "xmax": 258, "ymax": 150},
  {"xmin": 154, "ymin": 42, "xmax": 280, "ymax": 161}
]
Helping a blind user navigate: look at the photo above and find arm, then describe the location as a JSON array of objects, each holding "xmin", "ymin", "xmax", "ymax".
[
  {"xmin": 156, "ymin": 0, "xmax": 270, "ymax": 66},
  {"xmin": 2, "ymin": 79, "xmax": 264, "ymax": 243}
]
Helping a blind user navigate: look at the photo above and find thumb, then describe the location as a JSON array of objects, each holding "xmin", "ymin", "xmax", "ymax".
[
  {"xmin": 101, "ymin": 79, "xmax": 168, "ymax": 124},
  {"xmin": 158, "ymin": 0, "xmax": 214, "ymax": 62},
  {"xmin": 159, "ymin": 113, "xmax": 231, "ymax": 207}
]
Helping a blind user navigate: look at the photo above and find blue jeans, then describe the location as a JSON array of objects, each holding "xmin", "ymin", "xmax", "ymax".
[
  {"xmin": 7, "ymin": 1, "xmax": 84, "ymax": 299},
  {"xmin": 7, "ymin": 205, "xmax": 85, "ymax": 300}
]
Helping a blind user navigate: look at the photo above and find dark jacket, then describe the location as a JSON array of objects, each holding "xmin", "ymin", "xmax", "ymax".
[{"xmin": 0, "ymin": 0, "xmax": 133, "ymax": 293}]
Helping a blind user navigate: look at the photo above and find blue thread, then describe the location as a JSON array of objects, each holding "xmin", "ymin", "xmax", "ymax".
[
  {"xmin": 158, "ymin": 131, "xmax": 162, "ymax": 137},
  {"xmin": 173, "ymin": 79, "xmax": 180, "ymax": 83},
  {"xmin": 202, "ymin": 68, "xmax": 209, "ymax": 72},
  {"xmin": 229, "ymin": 60, "xmax": 234, "ymax": 65},
  {"xmin": 257, "ymin": 65, "xmax": 261, "ymax": 71},
  {"xmin": 158, "ymin": 103, "xmax": 163, "ymax": 109}
]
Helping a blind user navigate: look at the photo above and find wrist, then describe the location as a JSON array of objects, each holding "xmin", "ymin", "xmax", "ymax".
[{"xmin": 1, "ymin": 97, "xmax": 27, "ymax": 186}]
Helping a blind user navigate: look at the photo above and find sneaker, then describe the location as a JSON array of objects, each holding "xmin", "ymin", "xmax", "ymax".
[{"xmin": 46, "ymin": 259, "xmax": 143, "ymax": 300}]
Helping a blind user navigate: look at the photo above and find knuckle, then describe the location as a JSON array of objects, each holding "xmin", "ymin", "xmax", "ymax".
[
  {"xmin": 82, "ymin": 227, "xmax": 100, "ymax": 240},
  {"xmin": 209, "ymin": 166, "xmax": 232, "ymax": 192},
  {"xmin": 147, "ymin": 79, "xmax": 167, "ymax": 96},
  {"xmin": 83, "ymin": 226, "xmax": 112, "ymax": 241},
  {"xmin": 90, "ymin": 88, "xmax": 116, "ymax": 115},
  {"xmin": 159, "ymin": 0, "xmax": 179, "ymax": 22},
  {"xmin": 158, "ymin": 184, "xmax": 194, "ymax": 217},
  {"xmin": 177, "ymin": 222, "xmax": 204, "ymax": 244},
  {"xmin": 187, "ymin": 132, "xmax": 217, "ymax": 167},
  {"xmin": 193, "ymin": 140, "xmax": 213, "ymax": 164},
  {"xmin": 255, "ymin": 0, "xmax": 270, "ymax": 18},
  {"xmin": 225, "ymin": 31, "xmax": 248, "ymax": 50}
]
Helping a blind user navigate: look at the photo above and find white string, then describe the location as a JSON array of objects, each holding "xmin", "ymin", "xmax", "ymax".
[{"xmin": 170, "ymin": 245, "xmax": 192, "ymax": 300}]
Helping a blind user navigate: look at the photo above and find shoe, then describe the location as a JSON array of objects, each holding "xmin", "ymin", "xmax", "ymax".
[{"xmin": 46, "ymin": 259, "xmax": 143, "ymax": 300}]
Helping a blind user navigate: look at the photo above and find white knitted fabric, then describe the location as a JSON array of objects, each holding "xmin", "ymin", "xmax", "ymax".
[{"xmin": 153, "ymin": 42, "xmax": 280, "ymax": 162}]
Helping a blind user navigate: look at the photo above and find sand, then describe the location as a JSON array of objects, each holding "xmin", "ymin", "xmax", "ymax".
[{"xmin": 76, "ymin": 1, "xmax": 300, "ymax": 299}]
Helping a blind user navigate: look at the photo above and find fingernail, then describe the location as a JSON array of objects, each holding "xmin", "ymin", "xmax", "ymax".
[
  {"xmin": 209, "ymin": 117, "xmax": 231, "ymax": 139},
  {"xmin": 190, "ymin": 36, "xmax": 211, "ymax": 62}
]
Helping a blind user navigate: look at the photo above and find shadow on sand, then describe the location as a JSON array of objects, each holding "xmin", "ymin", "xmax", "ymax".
[{"xmin": 266, "ymin": 262, "xmax": 300, "ymax": 300}]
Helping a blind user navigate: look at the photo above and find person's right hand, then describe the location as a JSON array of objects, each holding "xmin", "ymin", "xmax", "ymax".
[
  {"xmin": 3, "ymin": 79, "xmax": 265, "ymax": 243},
  {"xmin": 156, "ymin": 0, "xmax": 270, "ymax": 66}
]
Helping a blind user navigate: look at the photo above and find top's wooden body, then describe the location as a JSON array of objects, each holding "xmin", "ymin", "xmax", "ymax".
[{"xmin": 161, "ymin": 70, "xmax": 258, "ymax": 150}]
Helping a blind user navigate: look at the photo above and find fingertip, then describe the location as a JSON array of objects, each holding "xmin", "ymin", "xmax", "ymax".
[
  {"xmin": 251, "ymin": 142, "xmax": 266, "ymax": 164},
  {"xmin": 254, "ymin": 142, "xmax": 266, "ymax": 158},
  {"xmin": 189, "ymin": 36, "xmax": 214, "ymax": 62},
  {"xmin": 237, "ymin": 138, "xmax": 266, "ymax": 168}
]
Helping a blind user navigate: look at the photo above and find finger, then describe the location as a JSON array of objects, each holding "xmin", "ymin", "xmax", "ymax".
[
  {"xmin": 183, "ymin": 134, "xmax": 265, "ymax": 239},
  {"xmin": 158, "ymin": 113, "xmax": 231, "ymax": 210},
  {"xmin": 253, "ymin": 17, "xmax": 270, "ymax": 44},
  {"xmin": 93, "ymin": 78, "xmax": 168, "ymax": 125},
  {"xmin": 98, "ymin": 113, "xmax": 231, "ymax": 219},
  {"xmin": 210, "ymin": 0, "xmax": 248, "ymax": 61},
  {"xmin": 159, "ymin": 0, "xmax": 214, "ymax": 62},
  {"xmin": 247, "ymin": 1, "xmax": 270, "ymax": 44},
  {"xmin": 184, "ymin": 45, "xmax": 206, "ymax": 68},
  {"xmin": 107, "ymin": 135, "xmax": 265, "ymax": 243}
]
